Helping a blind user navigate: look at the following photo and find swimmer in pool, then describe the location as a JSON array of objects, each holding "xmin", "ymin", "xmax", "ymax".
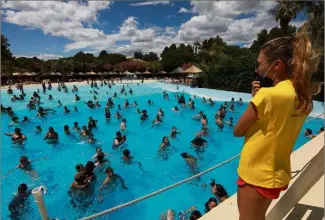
[
  {"xmin": 129, "ymin": 88, "xmax": 133, "ymax": 95},
  {"xmin": 191, "ymin": 133, "xmax": 207, "ymax": 147},
  {"xmin": 70, "ymin": 172, "xmax": 90, "ymax": 190},
  {"xmin": 120, "ymin": 118, "xmax": 127, "ymax": 131},
  {"xmin": 48, "ymin": 94, "xmax": 53, "ymax": 100},
  {"xmin": 4, "ymin": 155, "xmax": 47, "ymax": 177},
  {"xmin": 117, "ymin": 104, "xmax": 122, "ymax": 111},
  {"xmin": 58, "ymin": 100, "xmax": 62, "ymax": 106},
  {"xmin": 131, "ymin": 101, "xmax": 138, "ymax": 107},
  {"xmin": 181, "ymin": 152, "xmax": 198, "ymax": 170},
  {"xmin": 105, "ymin": 109, "xmax": 111, "ymax": 120},
  {"xmin": 148, "ymin": 100, "xmax": 154, "ymax": 105},
  {"xmin": 229, "ymin": 103, "xmax": 234, "ymax": 112},
  {"xmin": 35, "ymin": 125, "xmax": 42, "ymax": 133},
  {"xmin": 188, "ymin": 98, "xmax": 195, "ymax": 109},
  {"xmin": 88, "ymin": 134, "xmax": 97, "ymax": 144},
  {"xmin": 64, "ymin": 106, "xmax": 71, "ymax": 114},
  {"xmin": 124, "ymin": 100, "xmax": 129, "ymax": 108},
  {"xmin": 88, "ymin": 117, "xmax": 98, "ymax": 129},
  {"xmin": 94, "ymin": 152, "xmax": 108, "ymax": 167},
  {"xmin": 74, "ymin": 94, "xmax": 81, "ymax": 102},
  {"xmin": 115, "ymin": 111, "xmax": 123, "ymax": 120},
  {"xmin": 113, "ymin": 92, "xmax": 117, "ymax": 98},
  {"xmin": 215, "ymin": 116, "xmax": 224, "ymax": 130},
  {"xmin": 159, "ymin": 136, "xmax": 171, "ymax": 151},
  {"xmin": 8, "ymin": 183, "xmax": 32, "ymax": 219},
  {"xmin": 92, "ymin": 147, "xmax": 110, "ymax": 161},
  {"xmin": 73, "ymin": 122, "xmax": 81, "ymax": 133},
  {"xmin": 73, "ymin": 106, "xmax": 78, "ymax": 112},
  {"xmin": 207, "ymin": 98, "xmax": 214, "ymax": 106},
  {"xmin": 226, "ymin": 117, "xmax": 234, "ymax": 126},
  {"xmin": 44, "ymin": 127, "xmax": 59, "ymax": 142},
  {"xmin": 112, "ymin": 131, "xmax": 126, "ymax": 149},
  {"xmin": 152, "ymin": 115, "xmax": 163, "ymax": 126},
  {"xmin": 8, "ymin": 116, "xmax": 19, "ymax": 127},
  {"xmin": 140, "ymin": 110, "xmax": 148, "ymax": 122},
  {"xmin": 304, "ymin": 128, "xmax": 316, "ymax": 139},
  {"xmin": 157, "ymin": 108, "xmax": 164, "ymax": 118},
  {"xmin": 121, "ymin": 149, "xmax": 143, "ymax": 170},
  {"xmin": 171, "ymin": 106, "xmax": 179, "ymax": 112},
  {"xmin": 81, "ymin": 126, "xmax": 89, "ymax": 137},
  {"xmin": 21, "ymin": 116, "xmax": 30, "ymax": 123},
  {"xmin": 193, "ymin": 111, "xmax": 204, "ymax": 121},
  {"xmin": 99, "ymin": 167, "xmax": 127, "ymax": 193},
  {"xmin": 5, "ymin": 128, "xmax": 27, "ymax": 144},
  {"xmin": 136, "ymin": 109, "xmax": 142, "ymax": 114},
  {"xmin": 201, "ymin": 115, "xmax": 208, "ymax": 131},
  {"xmin": 170, "ymin": 126, "xmax": 181, "ymax": 139},
  {"xmin": 93, "ymin": 95, "xmax": 97, "ymax": 101},
  {"xmin": 64, "ymin": 125, "xmax": 72, "ymax": 135}
]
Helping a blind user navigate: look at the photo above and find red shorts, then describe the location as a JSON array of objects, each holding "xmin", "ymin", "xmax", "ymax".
[{"xmin": 236, "ymin": 177, "xmax": 288, "ymax": 199}]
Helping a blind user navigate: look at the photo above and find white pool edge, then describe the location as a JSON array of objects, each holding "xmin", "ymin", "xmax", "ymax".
[{"xmin": 200, "ymin": 132, "xmax": 324, "ymax": 220}]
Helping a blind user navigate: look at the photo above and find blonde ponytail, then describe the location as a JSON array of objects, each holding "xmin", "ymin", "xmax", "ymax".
[{"xmin": 290, "ymin": 25, "xmax": 320, "ymax": 114}]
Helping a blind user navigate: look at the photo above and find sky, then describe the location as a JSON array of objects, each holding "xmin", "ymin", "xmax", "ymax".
[{"xmin": 1, "ymin": 1, "xmax": 307, "ymax": 60}]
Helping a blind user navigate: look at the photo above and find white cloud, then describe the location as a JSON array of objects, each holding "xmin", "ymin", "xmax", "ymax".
[
  {"xmin": 3, "ymin": 0, "xmax": 285, "ymax": 57},
  {"xmin": 130, "ymin": 1, "xmax": 170, "ymax": 6},
  {"xmin": 2, "ymin": 1, "xmax": 111, "ymax": 42},
  {"xmin": 177, "ymin": 1, "xmax": 278, "ymax": 44}
]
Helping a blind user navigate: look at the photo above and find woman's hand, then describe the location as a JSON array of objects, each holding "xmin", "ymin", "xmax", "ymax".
[{"xmin": 252, "ymin": 81, "xmax": 261, "ymax": 97}]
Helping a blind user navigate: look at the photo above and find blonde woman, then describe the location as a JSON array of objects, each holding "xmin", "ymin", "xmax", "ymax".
[{"xmin": 234, "ymin": 28, "xmax": 320, "ymax": 220}]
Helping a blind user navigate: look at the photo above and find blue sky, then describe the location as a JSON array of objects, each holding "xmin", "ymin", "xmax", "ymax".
[{"xmin": 2, "ymin": 1, "xmax": 306, "ymax": 60}]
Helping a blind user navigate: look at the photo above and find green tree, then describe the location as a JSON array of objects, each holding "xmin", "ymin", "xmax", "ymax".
[{"xmin": 1, "ymin": 34, "xmax": 13, "ymax": 62}]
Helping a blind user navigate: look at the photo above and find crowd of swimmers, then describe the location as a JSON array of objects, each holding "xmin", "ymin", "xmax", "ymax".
[{"xmin": 2, "ymin": 80, "xmax": 323, "ymax": 219}]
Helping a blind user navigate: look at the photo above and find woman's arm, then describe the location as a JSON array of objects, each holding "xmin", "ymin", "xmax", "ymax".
[{"xmin": 233, "ymin": 103, "xmax": 257, "ymax": 137}]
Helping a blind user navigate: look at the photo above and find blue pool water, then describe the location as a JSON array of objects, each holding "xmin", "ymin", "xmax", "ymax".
[{"xmin": 1, "ymin": 82, "xmax": 323, "ymax": 220}]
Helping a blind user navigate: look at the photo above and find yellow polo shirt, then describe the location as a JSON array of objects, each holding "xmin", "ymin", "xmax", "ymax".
[{"xmin": 238, "ymin": 80, "xmax": 306, "ymax": 188}]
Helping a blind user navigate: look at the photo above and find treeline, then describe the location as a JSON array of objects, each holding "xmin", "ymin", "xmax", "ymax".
[{"xmin": 1, "ymin": 1, "xmax": 323, "ymax": 101}]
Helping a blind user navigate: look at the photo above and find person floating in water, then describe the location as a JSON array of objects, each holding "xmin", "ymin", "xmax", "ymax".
[
  {"xmin": 48, "ymin": 94, "xmax": 53, "ymax": 100},
  {"xmin": 64, "ymin": 106, "xmax": 71, "ymax": 114},
  {"xmin": 159, "ymin": 136, "xmax": 171, "ymax": 151},
  {"xmin": 304, "ymin": 128, "xmax": 316, "ymax": 139},
  {"xmin": 4, "ymin": 155, "xmax": 47, "ymax": 178},
  {"xmin": 152, "ymin": 115, "xmax": 163, "ymax": 126},
  {"xmin": 121, "ymin": 149, "xmax": 143, "ymax": 171},
  {"xmin": 115, "ymin": 111, "xmax": 123, "ymax": 120},
  {"xmin": 105, "ymin": 109, "xmax": 111, "ymax": 121},
  {"xmin": 112, "ymin": 131, "xmax": 126, "ymax": 149},
  {"xmin": 8, "ymin": 183, "xmax": 32, "ymax": 220},
  {"xmin": 170, "ymin": 126, "xmax": 181, "ymax": 139},
  {"xmin": 120, "ymin": 118, "xmax": 127, "ymax": 131},
  {"xmin": 215, "ymin": 116, "xmax": 224, "ymax": 130},
  {"xmin": 73, "ymin": 106, "xmax": 78, "ymax": 112},
  {"xmin": 44, "ymin": 127, "xmax": 59, "ymax": 142},
  {"xmin": 57, "ymin": 100, "xmax": 62, "ymax": 106},
  {"xmin": 5, "ymin": 128, "xmax": 27, "ymax": 144},
  {"xmin": 93, "ymin": 150, "xmax": 109, "ymax": 167},
  {"xmin": 88, "ymin": 117, "xmax": 98, "ymax": 129},
  {"xmin": 226, "ymin": 117, "xmax": 234, "ymax": 126},
  {"xmin": 140, "ymin": 110, "xmax": 148, "ymax": 122},
  {"xmin": 181, "ymin": 152, "xmax": 198, "ymax": 173},
  {"xmin": 193, "ymin": 111, "xmax": 204, "ymax": 121},
  {"xmin": 74, "ymin": 94, "xmax": 81, "ymax": 102},
  {"xmin": 207, "ymin": 98, "xmax": 214, "ymax": 106},
  {"xmin": 210, "ymin": 179, "xmax": 229, "ymax": 203},
  {"xmin": 35, "ymin": 125, "xmax": 42, "ymax": 133},
  {"xmin": 191, "ymin": 133, "xmax": 207, "ymax": 147},
  {"xmin": 8, "ymin": 116, "xmax": 19, "ymax": 127},
  {"xmin": 171, "ymin": 106, "xmax": 179, "ymax": 112},
  {"xmin": 99, "ymin": 167, "xmax": 128, "ymax": 197},
  {"xmin": 157, "ymin": 108, "xmax": 164, "ymax": 119}
]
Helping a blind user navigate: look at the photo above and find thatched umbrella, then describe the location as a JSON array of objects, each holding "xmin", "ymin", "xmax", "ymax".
[
  {"xmin": 184, "ymin": 65, "xmax": 202, "ymax": 74},
  {"xmin": 170, "ymin": 67, "xmax": 185, "ymax": 74},
  {"xmin": 143, "ymin": 70, "xmax": 152, "ymax": 74}
]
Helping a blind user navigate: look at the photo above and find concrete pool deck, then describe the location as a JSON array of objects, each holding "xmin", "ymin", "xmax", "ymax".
[{"xmin": 200, "ymin": 132, "xmax": 324, "ymax": 220}]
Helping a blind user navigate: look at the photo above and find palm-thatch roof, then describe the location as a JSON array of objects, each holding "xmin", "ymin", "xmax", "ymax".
[
  {"xmin": 184, "ymin": 65, "xmax": 202, "ymax": 74},
  {"xmin": 170, "ymin": 67, "xmax": 185, "ymax": 74},
  {"xmin": 143, "ymin": 70, "xmax": 152, "ymax": 74}
]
